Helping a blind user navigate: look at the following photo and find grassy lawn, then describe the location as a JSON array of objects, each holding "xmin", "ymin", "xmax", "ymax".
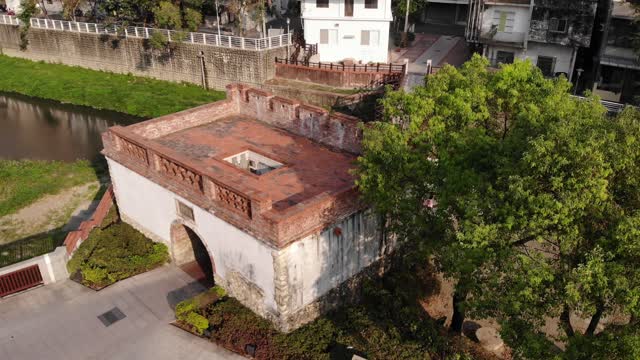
[
  {"xmin": 0, "ymin": 55, "xmax": 226, "ymax": 118},
  {"xmin": 0, "ymin": 159, "xmax": 99, "ymax": 218}
]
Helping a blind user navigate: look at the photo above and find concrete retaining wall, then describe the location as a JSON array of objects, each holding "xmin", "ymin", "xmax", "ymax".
[
  {"xmin": 0, "ymin": 24, "xmax": 288, "ymax": 90},
  {"xmin": 275, "ymin": 62, "xmax": 389, "ymax": 89},
  {"xmin": 0, "ymin": 247, "xmax": 69, "ymax": 286}
]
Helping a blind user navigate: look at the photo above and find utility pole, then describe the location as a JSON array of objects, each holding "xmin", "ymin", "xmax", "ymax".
[
  {"xmin": 215, "ymin": 0, "xmax": 221, "ymax": 37},
  {"xmin": 402, "ymin": 0, "xmax": 410, "ymax": 47}
]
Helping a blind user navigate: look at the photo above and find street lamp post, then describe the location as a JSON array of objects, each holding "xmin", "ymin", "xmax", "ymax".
[
  {"xmin": 574, "ymin": 68, "xmax": 584, "ymax": 95},
  {"xmin": 286, "ymin": 18, "xmax": 291, "ymax": 60},
  {"xmin": 215, "ymin": 0, "xmax": 221, "ymax": 38}
]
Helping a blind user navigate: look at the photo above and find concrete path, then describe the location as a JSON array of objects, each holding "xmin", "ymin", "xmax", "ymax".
[
  {"xmin": 409, "ymin": 35, "xmax": 461, "ymax": 73},
  {"xmin": 0, "ymin": 265, "xmax": 243, "ymax": 360}
]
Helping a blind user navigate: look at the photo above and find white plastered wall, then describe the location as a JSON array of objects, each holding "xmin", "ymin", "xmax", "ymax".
[
  {"xmin": 107, "ymin": 158, "xmax": 278, "ymax": 312},
  {"xmin": 524, "ymin": 42, "xmax": 575, "ymax": 76},
  {"xmin": 304, "ymin": 18, "xmax": 390, "ymax": 62},
  {"xmin": 279, "ymin": 209, "xmax": 384, "ymax": 312}
]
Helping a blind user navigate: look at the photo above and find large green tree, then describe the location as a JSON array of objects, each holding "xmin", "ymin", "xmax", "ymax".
[{"xmin": 355, "ymin": 54, "xmax": 640, "ymax": 358}]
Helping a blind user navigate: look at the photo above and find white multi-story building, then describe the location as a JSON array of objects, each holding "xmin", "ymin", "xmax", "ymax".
[
  {"xmin": 467, "ymin": 0, "xmax": 598, "ymax": 80},
  {"xmin": 302, "ymin": 0, "xmax": 392, "ymax": 63}
]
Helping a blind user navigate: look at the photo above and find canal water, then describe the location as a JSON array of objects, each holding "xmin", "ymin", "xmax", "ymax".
[{"xmin": 0, "ymin": 92, "xmax": 142, "ymax": 161}]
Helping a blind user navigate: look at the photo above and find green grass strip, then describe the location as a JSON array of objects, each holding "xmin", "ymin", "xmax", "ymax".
[
  {"xmin": 0, "ymin": 159, "xmax": 98, "ymax": 217},
  {"xmin": 0, "ymin": 55, "xmax": 225, "ymax": 118}
]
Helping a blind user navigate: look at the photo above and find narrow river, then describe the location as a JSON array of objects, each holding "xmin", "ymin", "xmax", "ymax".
[{"xmin": 0, "ymin": 92, "xmax": 142, "ymax": 161}]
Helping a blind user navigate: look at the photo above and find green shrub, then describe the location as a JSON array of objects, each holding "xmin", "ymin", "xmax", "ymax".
[
  {"xmin": 183, "ymin": 311, "xmax": 210, "ymax": 335},
  {"xmin": 67, "ymin": 221, "xmax": 169, "ymax": 288}
]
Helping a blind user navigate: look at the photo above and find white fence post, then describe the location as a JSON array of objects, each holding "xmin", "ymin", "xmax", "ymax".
[
  {"xmin": 145, "ymin": 27, "xmax": 149, "ymax": 38},
  {"xmin": 134, "ymin": 27, "xmax": 139, "ymax": 37}
]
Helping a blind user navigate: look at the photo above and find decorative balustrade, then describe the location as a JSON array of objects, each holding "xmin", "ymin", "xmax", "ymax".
[
  {"xmin": 119, "ymin": 137, "xmax": 149, "ymax": 165},
  {"xmin": 158, "ymin": 155, "xmax": 203, "ymax": 193},
  {"xmin": 0, "ymin": 15, "xmax": 291, "ymax": 50},
  {"xmin": 112, "ymin": 132, "xmax": 253, "ymax": 218}
]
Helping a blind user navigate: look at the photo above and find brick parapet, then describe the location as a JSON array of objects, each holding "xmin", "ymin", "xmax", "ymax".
[
  {"xmin": 103, "ymin": 84, "xmax": 364, "ymax": 249},
  {"xmin": 226, "ymin": 83, "xmax": 362, "ymax": 154}
]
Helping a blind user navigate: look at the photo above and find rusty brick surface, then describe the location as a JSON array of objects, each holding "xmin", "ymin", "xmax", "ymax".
[{"xmin": 103, "ymin": 84, "xmax": 366, "ymax": 249}]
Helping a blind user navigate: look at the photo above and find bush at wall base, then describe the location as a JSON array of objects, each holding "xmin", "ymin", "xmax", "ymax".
[{"xmin": 66, "ymin": 221, "xmax": 169, "ymax": 290}]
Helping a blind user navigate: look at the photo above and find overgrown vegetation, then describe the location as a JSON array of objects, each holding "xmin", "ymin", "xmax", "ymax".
[
  {"xmin": 17, "ymin": 0, "xmax": 38, "ymax": 50},
  {"xmin": 176, "ymin": 256, "xmax": 496, "ymax": 360},
  {"xmin": 67, "ymin": 214, "xmax": 169, "ymax": 289},
  {"xmin": 356, "ymin": 54, "xmax": 640, "ymax": 358},
  {"xmin": 0, "ymin": 159, "xmax": 98, "ymax": 217},
  {"xmin": 0, "ymin": 55, "xmax": 225, "ymax": 118}
]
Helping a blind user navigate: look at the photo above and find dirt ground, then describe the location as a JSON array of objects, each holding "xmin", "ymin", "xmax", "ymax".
[
  {"xmin": 0, "ymin": 181, "xmax": 101, "ymax": 245},
  {"xmin": 420, "ymin": 265, "xmax": 630, "ymax": 359}
]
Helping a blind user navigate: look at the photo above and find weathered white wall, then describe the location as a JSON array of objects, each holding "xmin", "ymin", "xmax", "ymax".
[
  {"xmin": 279, "ymin": 210, "xmax": 383, "ymax": 312},
  {"xmin": 304, "ymin": 19, "xmax": 390, "ymax": 62},
  {"xmin": 481, "ymin": 5, "xmax": 531, "ymax": 35},
  {"xmin": 524, "ymin": 42, "xmax": 575, "ymax": 76},
  {"xmin": 107, "ymin": 158, "xmax": 278, "ymax": 312}
]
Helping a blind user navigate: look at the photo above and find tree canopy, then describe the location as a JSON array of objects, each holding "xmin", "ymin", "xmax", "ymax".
[{"xmin": 355, "ymin": 54, "xmax": 640, "ymax": 358}]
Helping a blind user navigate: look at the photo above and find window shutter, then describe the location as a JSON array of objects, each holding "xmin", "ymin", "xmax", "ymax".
[
  {"xmin": 361, "ymin": 30, "xmax": 370, "ymax": 46},
  {"xmin": 320, "ymin": 29, "xmax": 328, "ymax": 44},
  {"xmin": 498, "ymin": 12, "xmax": 507, "ymax": 32}
]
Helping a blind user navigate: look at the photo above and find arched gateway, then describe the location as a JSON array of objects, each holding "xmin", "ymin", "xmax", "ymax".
[{"xmin": 170, "ymin": 222, "xmax": 214, "ymax": 286}]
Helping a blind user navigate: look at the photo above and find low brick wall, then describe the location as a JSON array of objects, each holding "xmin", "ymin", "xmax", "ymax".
[
  {"xmin": 275, "ymin": 63, "xmax": 392, "ymax": 89},
  {"xmin": 64, "ymin": 185, "xmax": 114, "ymax": 256}
]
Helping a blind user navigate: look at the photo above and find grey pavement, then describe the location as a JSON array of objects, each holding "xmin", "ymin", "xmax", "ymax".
[{"xmin": 0, "ymin": 265, "xmax": 243, "ymax": 360}]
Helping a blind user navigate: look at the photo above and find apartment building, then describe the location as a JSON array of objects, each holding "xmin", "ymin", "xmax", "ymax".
[
  {"xmin": 467, "ymin": 0, "xmax": 599, "ymax": 80},
  {"xmin": 592, "ymin": 0, "xmax": 639, "ymax": 104},
  {"xmin": 302, "ymin": 0, "xmax": 393, "ymax": 63}
]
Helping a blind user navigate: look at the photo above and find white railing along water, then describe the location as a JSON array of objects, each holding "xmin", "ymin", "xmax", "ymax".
[
  {"xmin": 0, "ymin": 14, "xmax": 20, "ymax": 25},
  {"xmin": 0, "ymin": 15, "xmax": 290, "ymax": 50}
]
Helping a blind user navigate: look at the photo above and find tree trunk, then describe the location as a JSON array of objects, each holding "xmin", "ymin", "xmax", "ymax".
[
  {"xmin": 560, "ymin": 306, "xmax": 575, "ymax": 338},
  {"xmin": 450, "ymin": 288, "xmax": 466, "ymax": 334},
  {"xmin": 585, "ymin": 305, "xmax": 604, "ymax": 336}
]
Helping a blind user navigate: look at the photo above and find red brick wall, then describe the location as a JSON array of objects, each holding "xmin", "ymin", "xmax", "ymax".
[
  {"xmin": 64, "ymin": 186, "xmax": 114, "ymax": 256},
  {"xmin": 102, "ymin": 84, "xmax": 365, "ymax": 249},
  {"xmin": 229, "ymin": 84, "xmax": 362, "ymax": 154},
  {"xmin": 275, "ymin": 63, "xmax": 388, "ymax": 88}
]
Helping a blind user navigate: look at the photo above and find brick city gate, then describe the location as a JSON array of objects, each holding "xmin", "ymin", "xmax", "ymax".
[{"xmin": 0, "ymin": 264, "xmax": 43, "ymax": 297}]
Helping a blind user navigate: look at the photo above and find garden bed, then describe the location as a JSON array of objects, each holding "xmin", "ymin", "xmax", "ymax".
[
  {"xmin": 67, "ymin": 207, "xmax": 169, "ymax": 290},
  {"xmin": 174, "ymin": 261, "xmax": 499, "ymax": 360}
]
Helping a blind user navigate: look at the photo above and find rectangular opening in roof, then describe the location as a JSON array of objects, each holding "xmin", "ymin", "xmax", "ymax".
[{"xmin": 224, "ymin": 150, "xmax": 283, "ymax": 175}]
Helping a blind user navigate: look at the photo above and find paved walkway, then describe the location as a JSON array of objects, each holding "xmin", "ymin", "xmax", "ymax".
[{"xmin": 0, "ymin": 265, "xmax": 243, "ymax": 360}]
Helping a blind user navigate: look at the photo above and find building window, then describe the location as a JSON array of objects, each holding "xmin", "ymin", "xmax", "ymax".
[
  {"xmin": 176, "ymin": 200, "xmax": 195, "ymax": 222},
  {"xmin": 316, "ymin": 0, "xmax": 329, "ymax": 8},
  {"xmin": 496, "ymin": 51, "xmax": 515, "ymax": 64},
  {"xmin": 361, "ymin": 30, "xmax": 379, "ymax": 46},
  {"xmin": 493, "ymin": 11, "xmax": 515, "ymax": 33},
  {"xmin": 345, "ymin": 0, "xmax": 354, "ymax": 16},
  {"xmin": 364, "ymin": 0, "xmax": 377, "ymax": 9},
  {"xmin": 549, "ymin": 18, "xmax": 568, "ymax": 33},
  {"xmin": 537, "ymin": 56, "xmax": 556, "ymax": 77},
  {"xmin": 319, "ymin": 29, "xmax": 338, "ymax": 45}
]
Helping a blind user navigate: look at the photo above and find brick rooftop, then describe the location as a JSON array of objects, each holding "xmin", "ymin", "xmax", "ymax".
[
  {"xmin": 156, "ymin": 114, "xmax": 356, "ymax": 212},
  {"xmin": 102, "ymin": 84, "xmax": 365, "ymax": 248}
]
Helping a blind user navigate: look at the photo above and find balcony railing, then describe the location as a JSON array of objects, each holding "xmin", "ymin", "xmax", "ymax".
[
  {"xmin": 480, "ymin": 30, "xmax": 526, "ymax": 46},
  {"xmin": 0, "ymin": 15, "xmax": 291, "ymax": 50},
  {"xmin": 484, "ymin": 0, "xmax": 531, "ymax": 5}
]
